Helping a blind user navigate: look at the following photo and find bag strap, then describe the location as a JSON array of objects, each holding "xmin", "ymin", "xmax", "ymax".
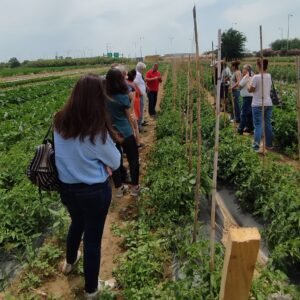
[
  {"xmin": 42, "ymin": 123, "xmax": 53, "ymax": 143},
  {"xmin": 271, "ymin": 79, "xmax": 276, "ymax": 90}
]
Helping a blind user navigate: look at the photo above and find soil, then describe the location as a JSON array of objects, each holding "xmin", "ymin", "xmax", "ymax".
[
  {"xmin": 1, "ymin": 70, "xmax": 167, "ymax": 300},
  {"xmin": 0, "ymin": 67, "xmax": 107, "ymax": 83}
]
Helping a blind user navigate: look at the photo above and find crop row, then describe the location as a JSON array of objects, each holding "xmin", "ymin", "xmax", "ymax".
[
  {"xmin": 114, "ymin": 64, "xmax": 299, "ymax": 299},
  {"xmin": 0, "ymin": 77, "xmax": 77, "ymax": 255}
]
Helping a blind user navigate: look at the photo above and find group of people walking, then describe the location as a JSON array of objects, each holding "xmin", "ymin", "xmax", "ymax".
[
  {"xmin": 215, "ymin": 58, "xmax": 274, "ymax": 152},
  {"xmin": 53, "ymin": 62, "xmax": 161, "ymax": 298}
]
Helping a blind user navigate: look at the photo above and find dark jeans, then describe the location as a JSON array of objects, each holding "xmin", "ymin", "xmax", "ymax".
[
  {"xmin": 60, "ymin": 181, "xmax": 111, "ymax": 294},
  {"xmin": 239, "ymin": 96, "xmax": 253, "ymax": 131},
  {"xmin": 112, "ymin": 135, "xmax": 139, "ymax": 187},
  {"xmin": 147, "ymin": 91, "xmax": 158, "ymax": 116},
  {"xmin": 231, "ymin": 89, "xmax": 241, "ymax": 122},
  {"xmin": 252, "ymin": 106, "xmax": 273, "ymax": 149}
]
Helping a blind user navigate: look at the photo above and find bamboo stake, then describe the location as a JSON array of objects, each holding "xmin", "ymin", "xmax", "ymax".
[
  {"xmin": 172, "ymin": 60, "xmax": 177, "ymax": 111},
  {"xmin": 212, "ymin": 41, "xmax": 217, "ymax": 105},
  {"xmin": 210, "ymin": 29, "xmax": 222, "ymax": 271},
  {"xmin": 297, "ymin": 56, "xmax": 300, "ymax": 164},
  {"xmin": 188, "ymin": 76, "xmax": 194, "ymax": 172},
  {"xmin": 186, "ymin": 57, "xmax": 191, "ymax": 156},
  {"xmin": 192, "ymin": 5, "xmax": 202, "ymax": 243},
  {"xmin": 260, "ymin": 25, "xmax": 266, "ymax": 156}
]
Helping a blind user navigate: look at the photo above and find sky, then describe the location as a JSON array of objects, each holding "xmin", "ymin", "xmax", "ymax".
[{"xmin": 0, "ymin": 0, "xmax": 299, "ymax": 62}]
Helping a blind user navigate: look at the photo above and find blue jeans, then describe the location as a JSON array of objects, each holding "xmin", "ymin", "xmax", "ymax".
[
  {"xmin": 138, "ymin": 95, "xmax": 144, "ymax": 128},
  {"xmin": 231, "ymin": 89, "xmax": 241, "ymax": 122},
  {"xmin": 60, "ymin": 181, "xmax": 111, "ymax": 294},
  {"xmin": 252, "ymin": 106, "xmax": 273, "ymax": 149},
  {"xmin": 239, "ymin": 96, "xmax": 253, "ymax": 131}
]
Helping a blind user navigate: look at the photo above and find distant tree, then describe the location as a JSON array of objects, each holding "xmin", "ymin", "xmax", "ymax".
[
  {"xmin": 8, "ymin": 57, "xmax": 21, "ymax": 68},
  {"xmin": 271, "ymin": 38, "xmax": 300, "ymax": 50},
  {"xmin": 221, "ymin": 28, "xmax": 247, "ymax": 60}
]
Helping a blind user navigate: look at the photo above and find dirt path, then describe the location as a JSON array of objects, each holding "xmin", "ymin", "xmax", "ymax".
[
  {"xmin": 0, "ymin": 67, "xmax": 107, "ymax": 83},
  {"xmin": 6, "ymin": 70, "xmax": 168, "ymax": 300}
]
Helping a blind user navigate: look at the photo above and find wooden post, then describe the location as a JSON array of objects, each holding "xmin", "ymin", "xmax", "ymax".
[
  {"xmin": 193, "ymin": 6, "xmax": 199, "ymax": 58},
  {"xmin": 210, "ymin": 29, "xmax": 222, "ymax": 271},
  {"xmin": 296, "ymin": 56, "xmax": 300, "ymax": 164},
  {"xmin": 219, "ymin": 228, "xmax": 261, "ymax": 300},
  {"xmin": 260, "ymin": 25, "xmax": 266, "ymax": 156},
  {"xmin": 185, "ymin": 57, "xmax": 191, "ymax": 156},
  {"xmin": 192, "ymin": 5, "xmax": 202, "ymax": 243}
]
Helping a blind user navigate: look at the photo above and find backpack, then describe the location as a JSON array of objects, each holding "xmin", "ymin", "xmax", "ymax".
[{"xmin": 26, "ymin": 125, "xmax": 60, "ymax": 192}]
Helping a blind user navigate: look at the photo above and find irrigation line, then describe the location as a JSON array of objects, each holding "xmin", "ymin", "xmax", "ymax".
[{"xmin": 210, "ymin": 29, "xmax": 222, "ymax": 272}]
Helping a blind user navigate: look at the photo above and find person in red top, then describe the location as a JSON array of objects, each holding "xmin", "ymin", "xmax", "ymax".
[{"xmin": 145, "ymin": 63, "xmax": 162, "ymax": 116}]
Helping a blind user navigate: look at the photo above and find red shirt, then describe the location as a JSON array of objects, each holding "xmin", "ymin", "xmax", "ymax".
[{"xmin": 146, "ymin": 69, "xmax": 161, "ymax": 92}]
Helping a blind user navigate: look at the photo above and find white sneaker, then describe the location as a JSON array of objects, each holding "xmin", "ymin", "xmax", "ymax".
[
  {"xmin": 116, "ymin": 185, "xmax": 128, "ymax": 198},
  {"xmin": 130, "ymin": 185, "xmax": 141, "ymax": 197},
  {"xmin": 84, "ymin": 279, "xmax": 117, "ymax": 299},
  {"xmin": 62, "ymin": 250, "xmax": 81, "ymax": 275},
  {"xmin": 85, "ymin": 289, "xmax": 99, "ymax": 299}
]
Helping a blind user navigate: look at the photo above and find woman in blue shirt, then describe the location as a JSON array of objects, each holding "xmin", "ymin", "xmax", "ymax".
[
  {"xmin": 54, "ymin": 74, "xmax": 120, "ymax": 299},
  {"xmin": 106, "ymin": 68, "xmax": 140, "ymax": 197}
]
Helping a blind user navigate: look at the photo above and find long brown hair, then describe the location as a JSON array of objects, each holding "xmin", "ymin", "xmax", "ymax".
[
  {"xmin": 106, "ymin": 68, "xmax": 129, "ymax": 95},
  {"xmin": 54, "ymin": 74, "xmax": 117, "ymax": 144},
  {"xmin": 256, "ymin": 58, "xmax": 269, "ymax": 71}
]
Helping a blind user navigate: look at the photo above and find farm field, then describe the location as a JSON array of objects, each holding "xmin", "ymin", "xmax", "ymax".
[{"xmin": 0, "ymin": 58, "xmax": 299, "ymax": 299}]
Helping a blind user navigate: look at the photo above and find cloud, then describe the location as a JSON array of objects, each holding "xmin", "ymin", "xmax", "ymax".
[{"xmin": 0, "ymin": 0, "xmax": 298, "ymax": 61}]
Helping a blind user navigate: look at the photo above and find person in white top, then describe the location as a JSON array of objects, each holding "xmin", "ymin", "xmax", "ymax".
[
  {"xmin": 134, "ymin": 62, "xmax": 147, "ymax": 130},
  {"xmin": 230, "ymin": 60, "xmax": 242, "ymax": 122},
  {"xmin": 248, "ymin": 58, "xmax": 273, "ymax": 152},
  {"xmin": 237, "ymin": 64, "xmax": 254, "ymax": 134}
]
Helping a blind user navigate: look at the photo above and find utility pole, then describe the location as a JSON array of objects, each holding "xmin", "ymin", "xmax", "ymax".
[
  {"xmin": 139, "ymin": 36, "xmax": 144, "ymax": 59},
  {"xmin": 169, "ymin": 36, "xmax": 174, "ymax": 54},
  {"xmin": 278, "ymin": 27, "xmax": 283, "ymax": 40},
  {"xmin": 287, "ymin": 13, "xmax": 293, "ymax": 51}
]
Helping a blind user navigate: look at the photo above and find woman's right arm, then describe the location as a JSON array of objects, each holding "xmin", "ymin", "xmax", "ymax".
[{"xmin": 95, "ymin": 135, "xmax": 121, "ymax": 171}]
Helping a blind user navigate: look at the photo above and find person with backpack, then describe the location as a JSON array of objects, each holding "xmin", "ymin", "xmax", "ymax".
[{"xmin": 53, "ymin": 74, "xmax": 121, "ymax": 299}]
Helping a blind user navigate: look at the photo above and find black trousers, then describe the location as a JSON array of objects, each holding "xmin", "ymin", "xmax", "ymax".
[
  {"xmin": 112, "ymin": 135, "xmax": 139, "ymax": 187},
  {"xmin": 147, "ymin": 91, "xmax": 158, "ymax": 116},
  {"xmin": 60, "ymin": 181, "xmax": 111, "ymax": 294}
]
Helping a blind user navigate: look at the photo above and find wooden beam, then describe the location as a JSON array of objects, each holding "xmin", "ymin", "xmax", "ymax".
[{"xmin": 219, "ymin": 228, "xmax": 261, "ymax": 300}]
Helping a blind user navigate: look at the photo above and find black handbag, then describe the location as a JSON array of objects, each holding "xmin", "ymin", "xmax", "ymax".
[{"xmin": 270, "ymin": 80, "xmax": 281, "ymax": 106}]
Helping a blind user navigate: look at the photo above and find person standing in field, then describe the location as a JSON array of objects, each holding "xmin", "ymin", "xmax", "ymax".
[
  {"xmin": 248, "ymin": 58, "xmax": 273, "ymax": 152},
  {"xmin": 145, "ymin": 63, "xmax": 162, "ymax": 117},
  {"xmin": 134, "ymin": 62, "xmax": 147, "ymax": 130},
  {"xmin": 106, "ymin": 68, "xmax": 140, "ymax": 197},
  {"xmin": 126, "ymin": 69, "xmax": 143, "ymax": 147},
  {"xmin": 230, "ymin": 60, "xmax": 242, "ymax": 123},
  {"xmin": 220, "ymin": 61, "xmax": 231, "ymax": 111},
  {"xmin": 54, "ymin": 74, "xmax": 120, "ymax": 299},
  {"xmin": 238, "ymin": 64, "xmax": 253, "ymax": 134}
]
